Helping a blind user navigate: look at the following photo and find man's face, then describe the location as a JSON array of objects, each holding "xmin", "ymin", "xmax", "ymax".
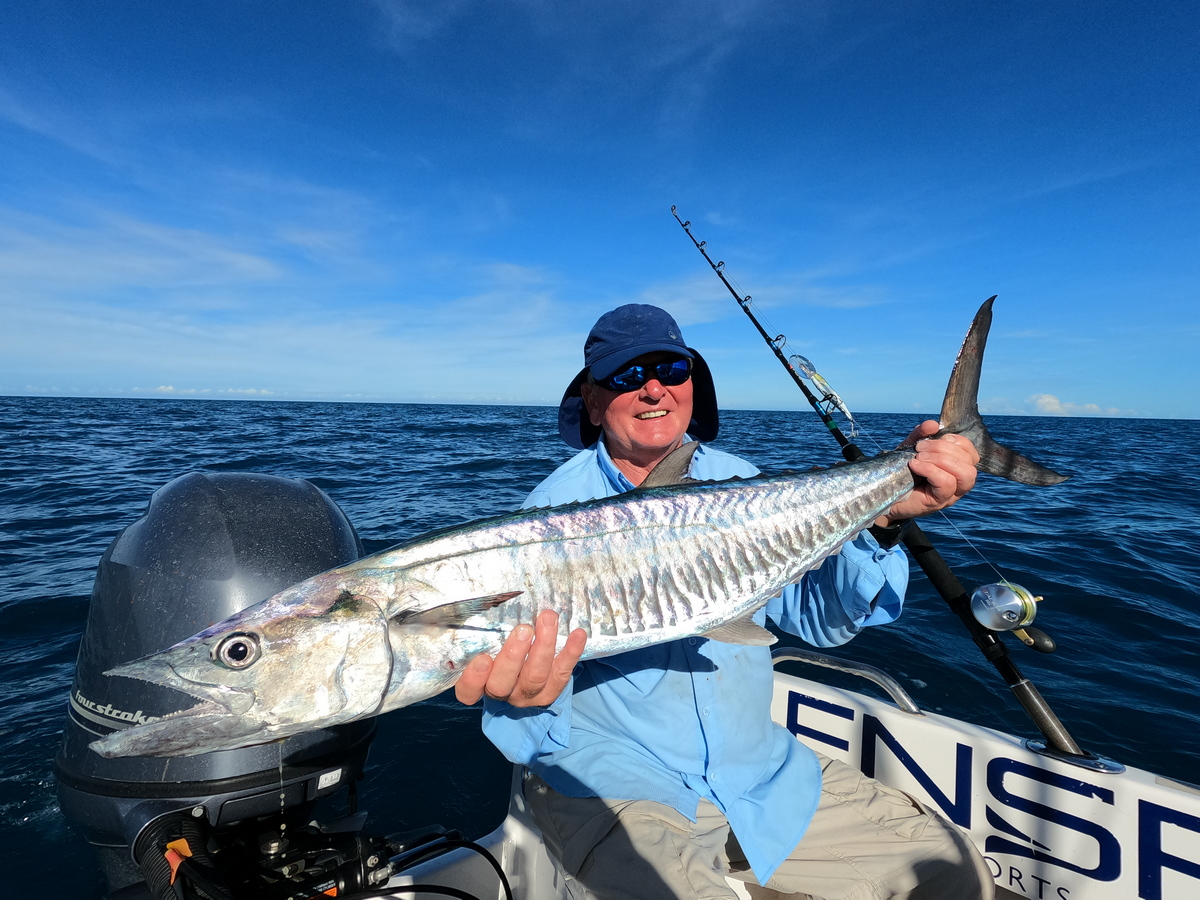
[{"xmin": 581, "ymin": 352, "xmax": 694, "ymax": 468}]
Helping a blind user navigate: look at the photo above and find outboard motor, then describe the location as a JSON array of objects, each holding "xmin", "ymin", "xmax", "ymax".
[{"xmin": 55, "ymin": 472, "xmax": 387, "ymax": 899}]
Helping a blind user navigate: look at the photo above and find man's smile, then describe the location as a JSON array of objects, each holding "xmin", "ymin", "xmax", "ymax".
[{"xmin": 635, "ymin": 410, "xmax": 669, "ymax": 419}]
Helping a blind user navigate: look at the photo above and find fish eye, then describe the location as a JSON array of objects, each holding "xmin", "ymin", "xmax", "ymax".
[{"xmin": 213, "ymin": 633, "xmax": 261, "ymax": 669}]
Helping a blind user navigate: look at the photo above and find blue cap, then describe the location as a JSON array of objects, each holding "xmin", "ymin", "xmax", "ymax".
[{"xmin": 557, "ymin": 304, "xmax": 719, "ymax": 449}]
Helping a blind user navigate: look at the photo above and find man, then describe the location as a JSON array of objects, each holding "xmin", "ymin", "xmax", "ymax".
[{"xmin": 456, "ymin": 304, "xmax": 993, "ymax": 900}]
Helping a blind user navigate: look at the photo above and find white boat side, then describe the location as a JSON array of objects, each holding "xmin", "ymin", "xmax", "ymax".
[{"xmin": 383, "ymin": 658, "xmax": 1200, "ymax": 900}]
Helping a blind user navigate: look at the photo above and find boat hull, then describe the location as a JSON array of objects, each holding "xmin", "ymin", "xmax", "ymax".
[
  {"xmin": 384, "ymin": 667, "xmax": 1200, "ymax": 899},
  {"xmin": 771, "ymin": 666, "xmax": 1200, "ymax": 900}
]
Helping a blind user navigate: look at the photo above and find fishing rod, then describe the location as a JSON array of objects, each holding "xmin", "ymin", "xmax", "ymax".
[{"xmin": 671, "ymin": 206, "xmax": 1091, "ymax": 762}]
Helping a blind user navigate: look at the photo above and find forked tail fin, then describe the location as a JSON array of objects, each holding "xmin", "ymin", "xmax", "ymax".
[{"xmin": 940, "ymin": 297, "xmax": 1069, "ymax": 487}]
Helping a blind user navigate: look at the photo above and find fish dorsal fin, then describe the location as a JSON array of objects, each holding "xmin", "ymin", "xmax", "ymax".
[
  {"xmin": 700, "ymin": 616, "xmax": 778, "ymax": 646},
  {"xmin": 640, "ymin": 442, "xmax": 701, "ymax": 489},
  {"xmin": 393, "ymin": 591, "xmax": 522, "ymax": 628}
]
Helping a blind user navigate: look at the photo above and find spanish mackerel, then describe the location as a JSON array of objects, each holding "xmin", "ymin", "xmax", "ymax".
[{"xmin": 92, "ymin": 299, "xmax": 1066, "ymax": 758}]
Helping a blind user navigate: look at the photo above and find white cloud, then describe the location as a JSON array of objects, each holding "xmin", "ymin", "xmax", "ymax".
[
  {"xmin": 367, "ymin": 0, "xmax": 475, "ymax": 44},
  {"xmin": 630, "ymin": 268, "xmax": 887, "ymax": 332},
  {"xmin": 365, "ymin": 0, "xmax": 806, "ymax": 142},
  {"xmin": 1011, "ymin": 160, "xmax": 1158, "ymax": 204},
  {"xmin": 0, "ymin": 209, "xmax": 284, "ymax": 297},
  {"xmin": 0, "ymin": 241, "xmax": 593, "ymax": 404},
  {"xmin": 1028, "ymin": 393, "xmax": 1131, "ymax": 417},
  {"xmin": 977, "ymin": 396, "xmax": 1027, "ymax": 416},
  {"xmin": 148, "ymin": 386, "xmax": 275, "ymax": 396},
  {"xmin": 0, "ymin": 85, "xmax": 124, "ymax": 168}
]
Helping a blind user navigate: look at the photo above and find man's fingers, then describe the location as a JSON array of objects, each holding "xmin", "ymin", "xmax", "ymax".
[
  {"xmin": 927, "ymin": 436, "xmax": 979, "ymax": 492},
  {"xmin": 907, "ymin": 435, "xmax": 979, "ymax": 510},
  {"xmin": 513, "ymin": 611, "xmax": 562, "ymax": 701},
  {"xmin": 456, "ymin": 613, "xmax": 584, "ymax": 708},
  {"xmin": 482, "ymin": 623, "xmax": 534, "ymax": 701},
  {"xmin": 901, "ymin": 419, "xmax": 940, "ymax": 447},
  {"xmin": 923, "ymin": 432, "xmax": 980, "ymax": 468},
  {"xmin": 558, "ymin": 628, "xmax": 587, "ymax": 672},
  {"xmin": 523, "ymin": 627, "xmax": 587, "ymax": 706},
  {"xmin": 910, "ymin": 458, "xmax": 958, "ymax": 505},
  {"xmin": 454, "ymin": 654, "xmax": 494, "ymax": 705}
]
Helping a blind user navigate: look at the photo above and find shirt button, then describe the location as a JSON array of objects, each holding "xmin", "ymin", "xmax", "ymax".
[
  {"xmin": 702, "ymin": 707, "xmax": 711, "ymax": 717},
  {"xmin": 687, "ymin": 638, "xmax": 697, "ymax": 645}
]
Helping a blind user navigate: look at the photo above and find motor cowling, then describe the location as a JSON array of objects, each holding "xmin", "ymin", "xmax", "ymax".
[{"xmin": 55, "ymin": 472, "xmax": 377, "ymax": 893}]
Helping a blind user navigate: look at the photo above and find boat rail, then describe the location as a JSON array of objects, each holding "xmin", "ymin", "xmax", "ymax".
[{"xmin": 770, "ymin": 647, "xmax": 924, "ymax": 716}]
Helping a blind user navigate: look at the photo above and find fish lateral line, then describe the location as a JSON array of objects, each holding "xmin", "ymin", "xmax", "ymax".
[
  {"xmin": 381, "ymin": 498, "xmax": 731, "ymax": 571},
  {"xmin": 357, "ymin": 443, "xmax": 700, "ymax": 573}
]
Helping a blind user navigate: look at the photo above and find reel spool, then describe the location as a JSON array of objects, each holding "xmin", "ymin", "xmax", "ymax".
[{"xmin": 969, "ymin": 581, "xmax": 1054, "ymax": 652}]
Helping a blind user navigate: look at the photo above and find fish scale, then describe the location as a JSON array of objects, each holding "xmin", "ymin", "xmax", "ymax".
[{"xmin": 384, "ymin": 449, "xmax": 918, "ymax": 657}]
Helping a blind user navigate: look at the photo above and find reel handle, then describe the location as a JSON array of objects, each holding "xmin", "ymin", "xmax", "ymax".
[{"xmin": 1013, "ymin": 625, "xmax": 1056, "ymax": 653}]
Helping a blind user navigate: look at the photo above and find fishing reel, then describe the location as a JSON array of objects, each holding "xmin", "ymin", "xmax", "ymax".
[{"xmin": 969, "ymin": 581, "xmax": 1056, "ymax": 653}]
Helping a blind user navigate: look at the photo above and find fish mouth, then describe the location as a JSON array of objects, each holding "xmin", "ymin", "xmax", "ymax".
[
  {"xmin": 104, "ymin": 654, "xmax": 256, "ymax": 716},
  {"xmin": 88, "ymin": 653, "xmax": 260, "ymax": 758},
  {"xmin": 88, "ymin": 698, "xmax": 256, "ymax": 758}
]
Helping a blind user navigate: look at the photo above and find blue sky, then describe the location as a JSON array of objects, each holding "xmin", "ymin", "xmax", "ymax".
[{"xmin": 2, "ymin": 1, "xmax": 1196, "ymax": 417}]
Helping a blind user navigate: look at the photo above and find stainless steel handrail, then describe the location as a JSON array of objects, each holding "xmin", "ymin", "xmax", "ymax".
[{"xmin": 771, "ymin": 647, "xmax": 924, "ymax": 716}]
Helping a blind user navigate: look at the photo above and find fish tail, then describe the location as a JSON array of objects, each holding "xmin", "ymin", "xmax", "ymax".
[{"xmin": 938, "ymin": 297, "xmax": 1069, "ymax": 487}]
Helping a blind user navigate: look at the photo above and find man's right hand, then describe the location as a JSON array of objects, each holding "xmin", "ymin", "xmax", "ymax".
[{"xmin": 454, "ymin": 609, "xmax": 587, "ymax": 708}]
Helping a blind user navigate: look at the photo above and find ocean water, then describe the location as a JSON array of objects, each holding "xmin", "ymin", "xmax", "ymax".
[{"xmin": 2, "ymin": 396, "xmax": 1198, "ymax": 896}]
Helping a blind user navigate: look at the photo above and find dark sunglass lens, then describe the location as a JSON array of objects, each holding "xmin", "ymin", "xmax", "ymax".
[
  {"xmin": 656, "ymin": 359, "xmax": 692, "ymax": 385},
  {"xmin": 608, "ymin": 365, "xmax": 648, "ymax": 391},
  {"xmin": 600, "ymin": 358, "xmax": 690, "ymax": 392}
]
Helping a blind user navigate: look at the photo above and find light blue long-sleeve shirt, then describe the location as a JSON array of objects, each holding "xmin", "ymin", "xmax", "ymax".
[{"xmin": 482, "ymin": 439, "xmax": 910, "ymax": 882}]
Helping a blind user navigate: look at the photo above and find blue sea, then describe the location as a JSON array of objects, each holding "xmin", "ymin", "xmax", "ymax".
[{"xmin": 2, "ymin": 396, "xmax": 1198, "ymax": 896}]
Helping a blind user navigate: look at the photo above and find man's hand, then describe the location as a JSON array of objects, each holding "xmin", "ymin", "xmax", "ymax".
[
  {"xmin": 877, "ymin": 420, "xmax": 980, "ymax": 526},
  {"xmin": 454, "ymin": 610, "xmax": 587, "ymax": 708}
]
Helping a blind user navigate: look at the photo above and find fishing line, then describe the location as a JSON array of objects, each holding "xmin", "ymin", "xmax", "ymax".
[
  {"xmin": 672, "ymin": 205, "xmax": 1087, "ymax": 759},
  {"xmin": 839, "ymin": 408, "xmax": 1012, "ymax": 585},
  {"xmin": 726, "ymin": 278, "xmax": 1012, "ymax": 582},
  {"xmin": 712, "ymin": 244, "xmax": 1020, "ymax": 585},
  {"xmin": 939, "ymin": 514, "xmax": 1009, "ymax": 585}
]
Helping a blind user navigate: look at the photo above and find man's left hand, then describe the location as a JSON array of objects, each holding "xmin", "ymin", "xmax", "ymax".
[{"xmin": 877, "ymin": 420, "xmax": 979, "ymax": 526}]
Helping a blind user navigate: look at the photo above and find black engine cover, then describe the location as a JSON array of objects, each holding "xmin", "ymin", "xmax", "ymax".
[{"xmin": 56, "ymin": 472, "xmax": 376, "ymax": 849}]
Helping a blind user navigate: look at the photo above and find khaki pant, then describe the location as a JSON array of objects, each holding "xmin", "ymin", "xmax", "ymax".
[{"xmin": 524, "ymin": 754, "xmax": 994, "ymax": 900}]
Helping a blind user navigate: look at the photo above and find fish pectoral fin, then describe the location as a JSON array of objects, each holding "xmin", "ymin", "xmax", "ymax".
[
  {"xmin": 640, "ymin": 442, "xmax": 701, "ymax": 488},
  {"xmin": 393, "ymin": 591, "xmax": 523, "ymax": 628},
  {"xmin": 700, "ymin": 617, "xmax": 778, "ymax": 646}
]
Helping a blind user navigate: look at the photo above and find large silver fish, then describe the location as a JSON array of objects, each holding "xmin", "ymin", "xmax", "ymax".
[{"xmin": 92, "ymin": 299, "xmax": 1066, "ymax": 758}]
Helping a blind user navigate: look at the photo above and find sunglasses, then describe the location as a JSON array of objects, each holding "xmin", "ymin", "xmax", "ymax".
[{"xmin": 590, "ymin": 358, "xmax": 693, "ymax": 393}]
